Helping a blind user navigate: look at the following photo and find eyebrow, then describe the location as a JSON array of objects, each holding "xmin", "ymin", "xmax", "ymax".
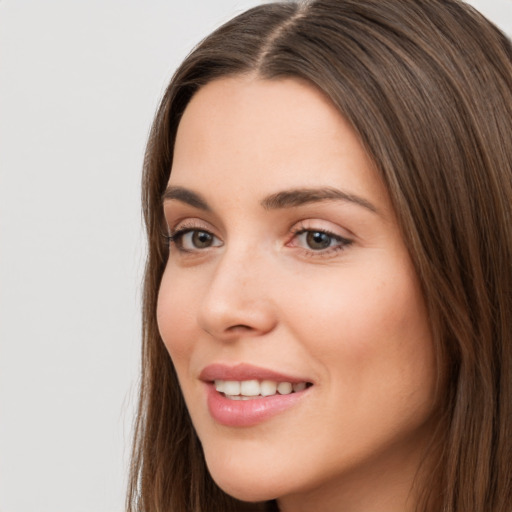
[
  {"xmin": 162, "ymin": 185, "xmax": 378, "ymax": 214},
  {"xmin": 161, "ymin": 186, "xmax": 211, "ymax": 211},
  {"xmin": 261, "ymin": 187, "xmax": 378, "ymax": 213}
]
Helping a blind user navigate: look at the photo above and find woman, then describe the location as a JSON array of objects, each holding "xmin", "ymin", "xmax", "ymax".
[{"xmin": 127, "ymin": 1, "xmax": 512, "ymax": 511}]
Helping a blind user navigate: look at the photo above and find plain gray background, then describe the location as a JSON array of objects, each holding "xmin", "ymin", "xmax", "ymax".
[{"xmin": 1, "ymin": 1, "xmax": 511, "ymax": 511}]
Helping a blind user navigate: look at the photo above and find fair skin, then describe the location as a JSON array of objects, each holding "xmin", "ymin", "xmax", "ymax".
[{"xmin": 157, "ymin": 76, "xmax": 438, "ymax": 512}]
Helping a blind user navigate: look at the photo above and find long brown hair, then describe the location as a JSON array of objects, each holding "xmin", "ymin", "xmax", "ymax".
[{"xmin": 127, "ymin": 1, "xmax": 512, "ymax": 510}]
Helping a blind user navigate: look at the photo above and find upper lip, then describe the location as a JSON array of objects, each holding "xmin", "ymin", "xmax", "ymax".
[{"xmin": 199, "ymin": 363, "xmax": 311, "ymax": 384}]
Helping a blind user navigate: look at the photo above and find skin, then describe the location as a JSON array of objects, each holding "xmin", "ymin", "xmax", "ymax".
[{"xmin": 157, "ymin": 76, "xmax": 438, "ymax": 512}]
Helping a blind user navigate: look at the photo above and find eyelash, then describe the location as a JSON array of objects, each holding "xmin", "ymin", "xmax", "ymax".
[
  {"xmin": 288, "ymin": 223, "xmax": 353, "ymax": 257},
  {"xmin": 165, "ymin": 223, "xmax": 219, "ymax": 253},
  {"xmin": 165, "ymin": 222, "xmax": 353, "ymax": 257}
]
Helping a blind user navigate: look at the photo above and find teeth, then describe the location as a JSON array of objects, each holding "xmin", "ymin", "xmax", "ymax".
[
  {"xmin": 260, "ymin": 380, "xmax": 277, "ymax": 397},
  {"xmin": 214, "ymin": 379, "xmax": 309, "ymax": 399},
  {"xmin": 293, "ymin": 382, "xmax": 306, "ymax": 392},
  {"xmin": 240, "ymin": 380, "xmax": 260, "ymax": 396},
  {"xmin": 222, "ymin": 380, "xmax": 240, "ymax": 396},
  {"xmin": 277, "ymin": 382, "xmax": 293, "ymax": 395}
]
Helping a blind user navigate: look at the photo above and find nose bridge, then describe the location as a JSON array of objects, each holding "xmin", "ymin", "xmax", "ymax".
[{"xmin": 197, "ymin": 239, "xmax": 276, "ymax": 339}]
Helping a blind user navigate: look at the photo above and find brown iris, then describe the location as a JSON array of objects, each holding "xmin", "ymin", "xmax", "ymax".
[
  {"xmin": 306, "ymin": 231, "xmax": 332, "ymax": 250},
  {"xmin": 191, "ymin": 231, "xmax": 214, "ymax": 248}
]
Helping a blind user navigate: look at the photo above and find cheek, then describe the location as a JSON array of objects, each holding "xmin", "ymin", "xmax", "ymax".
[
  {"xmin": 156, "ymin": 267, "xmax": 198, "ymax": 362},
  {"xmin": 290, "ymin": 269, "xmax": 421, "ymax": 339},
  {"xmin": 285, "ymin": 260, "xmax": 434, "ymax": 397}
]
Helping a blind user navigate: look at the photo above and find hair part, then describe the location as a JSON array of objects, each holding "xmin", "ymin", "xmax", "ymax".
[{"xmin": 128, "ymin": 1, "xmax": 512, "ymax": 510}]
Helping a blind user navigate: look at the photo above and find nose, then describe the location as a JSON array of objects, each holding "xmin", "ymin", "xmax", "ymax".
[{"xmin": 197, "ymin": 246, "xmax": 278, "ymax": 341}]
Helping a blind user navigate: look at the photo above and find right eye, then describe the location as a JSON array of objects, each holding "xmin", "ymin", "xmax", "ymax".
[{"xmin": 169, "ymin": 228, "xmax": 222, "ymax": 252}]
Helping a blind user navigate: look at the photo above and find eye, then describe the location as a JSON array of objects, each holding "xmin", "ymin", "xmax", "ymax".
[
  {"xmin": 289, "ymin": 226, "xmax": 352, "ymax": 255},
  {"xmin": 169, "ymin": 228, "xmax": 222, "ymax": 252},
  {"xmin": 300, "ymin": 231, "xmax": 338, "ymax": 250}
]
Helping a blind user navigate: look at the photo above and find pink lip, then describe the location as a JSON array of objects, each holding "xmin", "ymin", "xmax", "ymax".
[
  {"xmin": 199, "ymin": 363, "xmax": 312, "ymax": 427},
  {"xmin": 199, "ymin": 363, "xmax": 308, "ymax": 383}
]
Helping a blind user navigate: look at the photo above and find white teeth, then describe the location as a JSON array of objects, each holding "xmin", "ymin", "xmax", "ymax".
[
  {"xmin": 214, "ymin": 379, "xmax": 308, "ymax": 398},
  {"xmin": 277, "ymin": 382, "xmax": 293, "ymax": 395},
  {"xmin": 240, "ymin": 380, "xmax": 260, "ymax": 396},
  {"xmin": 260, "ymin": 380, "xmax": 278, "ymax": 397},
  {"xmin": 222, "ymin": 380, "xmax": 241, "ymax": 396}
]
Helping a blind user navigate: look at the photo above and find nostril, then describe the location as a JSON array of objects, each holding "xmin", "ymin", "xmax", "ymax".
[{"xmin": 227, "ymin": 324, "xmax": 253, "ymax": 332}]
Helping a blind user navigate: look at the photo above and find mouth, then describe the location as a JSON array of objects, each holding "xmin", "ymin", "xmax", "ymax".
[
  {"xmin": 200, "ymin": 363, "xmax": 313, "ymax": 427},
  {"xmin": 214, "ymin": 379, "xmax": 312, "ymax": 400}
]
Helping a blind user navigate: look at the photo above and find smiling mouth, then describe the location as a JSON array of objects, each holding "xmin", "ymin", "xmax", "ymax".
[{"xmin": 214, "ymin": 379, "xmax": 313, "ymax": 400}]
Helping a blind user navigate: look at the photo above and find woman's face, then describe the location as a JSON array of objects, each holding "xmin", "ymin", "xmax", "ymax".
[{"xmin": 158, "ymin": 76, "xmax": 438, "ymax": 511}]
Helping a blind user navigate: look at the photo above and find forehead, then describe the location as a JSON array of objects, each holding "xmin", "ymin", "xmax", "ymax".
[{"xmin": 170, "ymin": 76, "xmax": 389, "ymax": 213}]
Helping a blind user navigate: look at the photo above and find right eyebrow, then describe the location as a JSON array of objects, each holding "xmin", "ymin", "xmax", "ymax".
[{"xmin": 161, "ymin": 186, "xmax": 211, "ymax": 211}]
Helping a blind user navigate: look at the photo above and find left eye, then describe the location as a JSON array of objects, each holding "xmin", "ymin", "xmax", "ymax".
[{"xmin": 294, "ymin": 230, "xmax": 349, "ymax": 251}]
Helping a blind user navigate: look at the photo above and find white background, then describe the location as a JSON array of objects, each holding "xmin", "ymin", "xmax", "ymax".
[{"xmin": 0, "ymin": 1, "xmax": 510, "ymax": 511}]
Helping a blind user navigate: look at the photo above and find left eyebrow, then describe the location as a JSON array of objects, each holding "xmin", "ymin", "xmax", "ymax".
[{"xmin": 261, "ymin": 187, "xmax": 378, "ymax": 214}]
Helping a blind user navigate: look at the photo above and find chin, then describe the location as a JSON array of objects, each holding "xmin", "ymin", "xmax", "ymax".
[
  {"xmin": 204, "ymin": 453, "xmax": 283, "ymax": 503},
  {"xmin": 215, "ymin": 480, "xmax": 274, "ymax": 503}
]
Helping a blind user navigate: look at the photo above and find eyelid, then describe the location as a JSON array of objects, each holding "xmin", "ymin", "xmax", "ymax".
[
  {"xmin": 289, "ymin": 219, "xmax": 352, "ymax": 239},
  {"xmin": 162, "ymin": 202, "xmax": 219, "ymax": 231},
  {"xmin": 165, "ymin": 216, "xmax": 215, "ymax": 235}
]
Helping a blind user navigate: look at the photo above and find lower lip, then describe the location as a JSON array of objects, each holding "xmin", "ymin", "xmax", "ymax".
[{"xmin": 205, "ymin": 383, "xmax": 309, "ymax": 427}]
